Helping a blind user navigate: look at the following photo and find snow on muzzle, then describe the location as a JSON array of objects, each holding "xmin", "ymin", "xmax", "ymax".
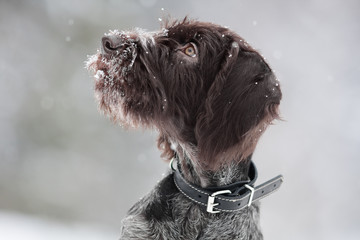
[
  {"xmin": 101, "ymin": 29, "xmax": 156, "ymax": 63},
  {"xmin": 85, "ymin": 28, "xmax": 158, "ymax": 85}
]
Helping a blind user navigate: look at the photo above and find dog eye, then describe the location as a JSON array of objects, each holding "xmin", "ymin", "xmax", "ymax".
[{"xmin": 183, "ymin": 44, "xmax": 197, "ymax": 57}]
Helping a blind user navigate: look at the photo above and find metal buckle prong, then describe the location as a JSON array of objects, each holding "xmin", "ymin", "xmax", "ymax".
[
  {"xmin": 244, "ymin": 184, "xmax": 255, "ymax": 207},
  {"xmin": 206, "ymin": 190, "xmax": 232, "ymax": 213}
]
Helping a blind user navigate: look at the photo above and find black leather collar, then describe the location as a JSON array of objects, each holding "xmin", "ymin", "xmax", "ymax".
[{"xmin": 171, "ymin": 158, "xmax": 283, "ymax": 214}]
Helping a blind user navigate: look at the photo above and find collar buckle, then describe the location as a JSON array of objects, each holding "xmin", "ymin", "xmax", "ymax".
[{"xmin": 206, "ymin": 190, "xmax": 232, "ymax": 213}]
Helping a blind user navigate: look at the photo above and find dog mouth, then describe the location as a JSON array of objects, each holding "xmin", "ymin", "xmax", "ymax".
[
  {"xmin": 86, "ymin": 28, "xmax": 161, "ymax": 126},
  {"xmin": 85, "ymin": 30, "xmax": 140, "ymax": 123}
]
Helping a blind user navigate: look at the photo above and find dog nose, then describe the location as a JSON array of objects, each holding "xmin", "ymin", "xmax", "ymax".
[{"xmin": 101, "ymin": 36, "xmax": 123, "ymax": 55}]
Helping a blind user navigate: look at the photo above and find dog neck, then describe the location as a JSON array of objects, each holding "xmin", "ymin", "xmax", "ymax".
[{"xmin": 175, "ymin": 150, "xmax": 252, "ymax": 188}]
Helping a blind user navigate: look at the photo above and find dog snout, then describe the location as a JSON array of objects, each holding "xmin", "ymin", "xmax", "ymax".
[{"xmin": 101, "ymin": 36, "xmax": 123, "ymax": 55}]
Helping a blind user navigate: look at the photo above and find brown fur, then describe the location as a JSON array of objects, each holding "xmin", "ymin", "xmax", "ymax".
[{"xmin": 87, "ymin": 18, "xmax": 281, "ymax": 171}]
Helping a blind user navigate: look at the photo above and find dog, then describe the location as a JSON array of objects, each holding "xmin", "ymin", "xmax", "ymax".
[{"xmin": 86, "ymin": 18, "xmax": 282, "ymax": 240}]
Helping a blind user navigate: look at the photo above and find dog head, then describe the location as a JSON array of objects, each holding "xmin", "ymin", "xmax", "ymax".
[{"xmin": 87, "ymin": 18, "xmax": 282, "ymax": 170}]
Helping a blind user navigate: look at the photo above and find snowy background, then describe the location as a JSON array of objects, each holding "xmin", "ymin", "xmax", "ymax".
[{"xmin": 1, "ymin": 0, "xmax": 359, "ymax": 239}]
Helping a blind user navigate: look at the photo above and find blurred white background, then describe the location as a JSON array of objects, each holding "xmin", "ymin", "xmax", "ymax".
[{"xmin": 0, "ymin": 0, "xmax": 359, "ymax": 239}]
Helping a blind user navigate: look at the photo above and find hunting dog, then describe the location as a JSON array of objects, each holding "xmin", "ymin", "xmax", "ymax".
[{"xmin": 87, "ymin": 18, "xmax": 282, "ymax": 240}]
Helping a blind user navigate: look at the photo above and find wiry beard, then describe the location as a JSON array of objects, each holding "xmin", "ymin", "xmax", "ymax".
[{"xmin": 85, "ymin": 31, "xmax": 138, "ymax": 127}]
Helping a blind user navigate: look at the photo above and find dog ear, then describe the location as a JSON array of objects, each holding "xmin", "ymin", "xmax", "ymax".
[{"xmin": 195, "ymin": 45, "xmax": 281, "ymax": 170}]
